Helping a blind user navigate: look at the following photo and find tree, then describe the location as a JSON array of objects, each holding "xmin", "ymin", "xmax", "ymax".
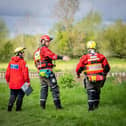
[
  {"xmin": 50, "ymin": 11, "xmax": 102, "ymax": 57},
  {"xmin": 53, "ymin": 0, "xmax": 79, "ymax": 30},
  {"xmin": 98, "ymin": 20, "xmax": 126, "ymax": 58},
  {"xmin": 0, "ymin": 41, "xmax": 14, "ymax": 62},
  {"xmin": 12, "ymin": 34, "xmax": 39, "ymax": 59},
  {"xmin": 0, "ymin": 18, "xmax": 9, "ymax": 50}
]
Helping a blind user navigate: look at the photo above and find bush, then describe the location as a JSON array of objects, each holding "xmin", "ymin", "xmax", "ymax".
[{"xmin": 58, "ymin": 73, "xmax": 77, "ymax": 88}]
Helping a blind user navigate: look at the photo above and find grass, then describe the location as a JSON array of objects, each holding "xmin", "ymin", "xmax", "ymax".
[
  {"xmin": 0, "ymin": 58, "xmax": 126, "ymax": 72},
  {"xmin": 0, "ymin": 77, "xmax": 126, "ymax": 126}
]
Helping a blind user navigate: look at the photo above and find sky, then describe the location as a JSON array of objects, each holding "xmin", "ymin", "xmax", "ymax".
[{"xmin": 0, "ymin": 0, "xmax": 126, "ymax": 37}]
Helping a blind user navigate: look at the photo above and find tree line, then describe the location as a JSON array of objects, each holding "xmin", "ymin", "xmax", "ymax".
[{"xmin": 0, "ymin": 0, "xmax": 126, "ymax": 62}]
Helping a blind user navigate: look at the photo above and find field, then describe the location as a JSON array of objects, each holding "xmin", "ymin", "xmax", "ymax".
[
  {"xmin": 1, "ymin": 58, "xmax": 126, "ymax": 72},
  {"xmin": 0, "ymin": 77, "xmax": 126, "ymax": 126},
  {"xmin": 0, "ymin": 58, "xmax": 126, "ymax": 126}
]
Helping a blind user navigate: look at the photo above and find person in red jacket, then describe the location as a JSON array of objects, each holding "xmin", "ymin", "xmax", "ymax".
[
  {"xmin": 5, "ymin": 47, "xmax": 30, "ymax": 111},
  {"xmin": 33, "ymin": 35, "xmax": 69, "ymax": 109},
  {"xmin": 76, "ymin": 40, "xmax": 110, "ymax": 111}
]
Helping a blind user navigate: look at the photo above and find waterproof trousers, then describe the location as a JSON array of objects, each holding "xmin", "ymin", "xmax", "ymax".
[
  {"xmin": 8, "ymin": 89, "xmax": 25, "ymax": 111},
  {"xmin": 39, "ymin": 71, "xmax": 62, "ymax": 109}
]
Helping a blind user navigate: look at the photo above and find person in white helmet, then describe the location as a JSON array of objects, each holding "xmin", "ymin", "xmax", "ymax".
[{"xmin": 5, "ymin": 47, "xmax": 30, "ymax": 111}]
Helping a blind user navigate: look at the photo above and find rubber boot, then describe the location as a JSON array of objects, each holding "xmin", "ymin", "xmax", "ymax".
[
  {"xmin": 54, "ymin": 100, "xmax": 63, "ymax": 109},
  {"xmin": 88, "ymin": 102, "xmax": 94, "ymax": 111},
  {"xmin": 40, "ymin": 101, "xmax": 46, "ymax": 109},
  {"xmin": 94, "ymin": 101, "xmax": 99, "ymax": 109},
  {"xmin": 8, "ymin": 105, "xmax": 13, "ymax": 112}
]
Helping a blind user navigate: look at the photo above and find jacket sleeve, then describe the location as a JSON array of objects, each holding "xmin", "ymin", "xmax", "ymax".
[
  {"xmin": 43, "ymin": 47, "xmax": 59, "ymax": 60},
  {"xmin": 22, "ymin": 61, "xmax": 30, "ymax": 83},
  {"xmin": 102, "ymin": 56, "xmax": 111, "ymax": 75},
  {"xmin": 76, "ymin": 56, "xmax": 86, "ymax": 75},
  {"xmin": 5, "ymin": 63, "xmax": 10, "ymax": 83}
]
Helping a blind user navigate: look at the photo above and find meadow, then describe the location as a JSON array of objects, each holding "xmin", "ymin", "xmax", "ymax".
[
  {"xmin": 0, "ymin": 77, "xmax": 126, "ymax": 126},
  {"xmin": 1, "ymin": 58, "xmax": 126, "ymax": 72},
  {"xmin": 0, "ymin": 57, "xmax": 126, "ymax": 126}
]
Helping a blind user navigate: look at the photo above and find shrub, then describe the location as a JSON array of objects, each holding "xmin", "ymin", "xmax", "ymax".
[{"xmin": 58, "ymin": 73, "xmax": 77, "ymax": 88}]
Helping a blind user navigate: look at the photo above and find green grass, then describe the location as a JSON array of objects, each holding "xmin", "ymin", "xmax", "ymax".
[
  {"xmin": 0, "ymin": 58, "xmax": 126, "ymax": 72},
  {"xmin": 0, "ymin": 77, "xmax": 126, "ymax": 126}
]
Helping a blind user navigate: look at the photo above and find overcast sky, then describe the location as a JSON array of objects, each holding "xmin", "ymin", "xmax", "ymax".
[{"xmin": 0, "ymin": 0, "xmax": 126, "ymax": 37}]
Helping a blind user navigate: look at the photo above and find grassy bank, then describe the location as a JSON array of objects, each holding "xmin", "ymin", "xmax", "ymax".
[{"xmin": 0, "ymin": 77, "xmax": 126, "ymax": 126}]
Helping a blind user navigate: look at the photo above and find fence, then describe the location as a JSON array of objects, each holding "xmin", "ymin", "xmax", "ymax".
[
  {"xmin": 0, "ymin": 71, "xmax": 126, "ymax": 80},
  {"xmin": 0, "ymin": 71, "xmax": 65, "ymax": 80}
]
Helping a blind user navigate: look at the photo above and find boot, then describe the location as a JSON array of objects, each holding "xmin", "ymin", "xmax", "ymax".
[
  {"xmin": 88, "ymin": 102, "xmax": 94, "ymax": 111},
  {"xmin": 54, "ymin": 100, "xmax": 63, "ymax": 109},
  {"xmin": 40, "ymin": 101, "xmax": 46, "ymax": 109},
  {"xmin": 94, "ymin": 101, "xmax": 99, "ymax": 109},
  {"xmin": 8, "ymin": 105, "xmax": 13, "ymax": 112},
  {"xmin": 16, "ymin": 107, "xmax": 22, "ymax": 111}
]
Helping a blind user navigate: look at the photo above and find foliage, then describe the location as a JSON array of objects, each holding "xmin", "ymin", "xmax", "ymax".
[
  {"xmin": 0, "ymin": 18, "xmax": 12, "ymax": 62},
  {"xmin": 10, "ymin": 34, "xmax": 39, "ymax": 60},
  {"xmin": 0, "ymin": 18, "xmax": 9, "ymax": 48},
  {"xmin": 98, "ymin": 20, "xmax": 126, "ymax": 57},
  {"xmin": 50, "ymin": 11, "xmax": 102, "ymax": 57},
  {"xmin": 58, "ymin": 73, "xmax": 77, "ymax": 88},
  {"xmin": 0, "ymin": 41, "xmax": 14, "ymax": 62}
]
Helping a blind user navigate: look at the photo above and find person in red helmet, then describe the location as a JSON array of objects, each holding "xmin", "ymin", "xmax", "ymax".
[
  {"xmin": 33, "ymin": 35, "xmax": 69, "ymax": 109},
  {"xmin": 5, "ymin": 47, "xmax": 30, "ymax": 111},
  {"xmin": 76, "ymin": 40, "xmax": 110, "ymax": 111}
]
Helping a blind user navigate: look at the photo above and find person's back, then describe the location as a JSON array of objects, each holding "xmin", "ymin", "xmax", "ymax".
[
  {"xmin": 76, "ymin": 40, "xmax": 110, "ymax": 111},
  {"xmin": 5, "ymin": 47, "xmax": 30, "ymax": 111},
  {"xmin": 80, "ymin": 51, "xmax": 109, "ymax": 83},
  {"xmin": 6, "ymin": 56, "xmax": 28, "ymax": 89}
]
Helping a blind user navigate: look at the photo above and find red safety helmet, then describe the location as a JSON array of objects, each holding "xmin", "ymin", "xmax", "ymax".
[{"xmin": 40, "ymin": 35, "xmax": 53, "ymax": 42}]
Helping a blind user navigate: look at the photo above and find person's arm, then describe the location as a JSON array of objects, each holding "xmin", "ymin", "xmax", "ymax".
[
  {"xmin": 102, "ymin": 56, "xmax": 111, "ymax": 76},
  {"xmin": 76, "ymin": 56, "xmax": 86, "ymax": 78},
  {"xmin": 22, "ymin": 61, "xmax": 30, "ymax": 84},
  {"xmin": 44, "ymin": 47, "xmax": 69, "ymax": 61},
  {"xmin": 5, "ymin": 63, "xmax": 10, "ymax": 84}
]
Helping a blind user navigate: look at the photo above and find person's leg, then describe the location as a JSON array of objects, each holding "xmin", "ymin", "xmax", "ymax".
[
  {"xmin": 16, "ymin": 89, "xmax": 25, "ymax": 111},
  {"xmin": 49, "ymin": 72, "xmax": 62, "ymax": 109},
  {"xmin": 8, "ymin": 89, "xmax": 17, "ymax": 111},
  {"xmin": 40, "ymin": 77, "xmax": 48, "ymax": 109},
  {"xmin": 94, "ymin": 88, "xmax": 101, "ymax": 109},
  {"xmin": 87, "ymin": 88, "xmax": 96, "ymax": 111}
]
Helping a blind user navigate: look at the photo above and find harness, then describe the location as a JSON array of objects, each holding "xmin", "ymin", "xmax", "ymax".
[
  {"xmin": 84, "ymin": 53, "xmax": 104, "ymax": 82},
  {"xmin": 34, "ymin": 47, "xmax": 54, "ymax": 69}
]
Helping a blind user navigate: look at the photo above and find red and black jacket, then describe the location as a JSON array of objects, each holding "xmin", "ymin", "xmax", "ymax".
[
  {"xmin": 33, "ymin": 46, "xmax": 63, "ymax": 70},
  {"xmin": 76, "ymin": 52, "xmax": 110, "ymax": 81}
]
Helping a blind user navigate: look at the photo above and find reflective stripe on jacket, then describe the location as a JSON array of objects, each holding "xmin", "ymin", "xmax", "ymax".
[{"xmin": 76, "ymin": 52, "xmax": 110, "ymax": 82}]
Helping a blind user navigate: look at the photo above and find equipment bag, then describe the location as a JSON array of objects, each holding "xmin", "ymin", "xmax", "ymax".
[
  {"xmin": 21, "ymin": 82, "xmax": 33, "ymax": 96},
  {"xmin": 39, "ymin": 69, "xmax": 51, "ymax": 78}
]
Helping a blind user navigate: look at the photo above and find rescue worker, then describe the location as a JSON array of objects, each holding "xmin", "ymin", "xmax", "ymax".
[
  {"xmin": 5, "ymin": 47, "xmax": 30, "ymax": 111},
  {"xmin": 76, "ymin": 40, "xmax": 110, "ymax": 111},
  {"xmin": 33, "ymin": 35, "xmax": 69, "ymax": 109}
]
